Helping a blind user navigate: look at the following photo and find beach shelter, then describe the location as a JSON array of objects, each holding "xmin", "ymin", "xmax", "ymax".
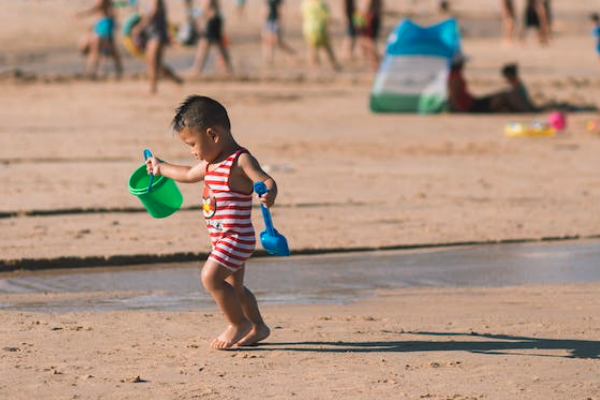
[{"xmin": 370, "ymin": 18, "xmax": 461, "ymax": 114}]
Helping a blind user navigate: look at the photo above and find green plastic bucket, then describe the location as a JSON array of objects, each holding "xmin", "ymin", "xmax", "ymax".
[{"xmin": 128, "ymin": 164, "xmax": 183, "ymax": 218}]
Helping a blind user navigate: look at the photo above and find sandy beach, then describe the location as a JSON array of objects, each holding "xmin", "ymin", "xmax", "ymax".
[
  {"xmin": 1, "ymin": 0, "xmax": 600, "ymax": 399},
  {"xmin": 2, "ymin": 284, "xmax": 600, "ymax": 399}
]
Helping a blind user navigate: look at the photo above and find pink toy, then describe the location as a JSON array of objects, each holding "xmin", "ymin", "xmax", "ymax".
[{"xmin": 547, "ymin": 111, "xmax": 566, "ymax": 131}]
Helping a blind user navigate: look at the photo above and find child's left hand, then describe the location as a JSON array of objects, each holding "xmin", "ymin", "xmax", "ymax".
[{"xmin": 258, "ymin": 190, "xmax": 276, "ymax": 208}]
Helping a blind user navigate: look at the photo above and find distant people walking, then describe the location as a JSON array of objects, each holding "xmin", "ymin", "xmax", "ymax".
[
  {"xmin": 499, "ymin": 0, "xmax": 516, "ymax": 46},
  {"xmin": 355, "ymin": 0, "xmax": 383, "ymax": 71},
  {"xmin": 76, "ymin": 0, "xmax": 123, "ymax": 79},
  {"xmin": 341, "ymin": 0, "xmax": 357, "ymax": 60},
  {"xmin": 189, "ymin": 0, "xmax": 234, "ymax": 75},
  {"xmin": 301, "ymin": 0, "xmax": 341, "ymax": 71},
  {"xmin": 521, "ymin": 0, "xmax": 552, "ymax": 45},
  {"xmin": 262, "ymin": 0, "xmax": 296, "ymax": 65},
  {"xmin": 132, "ymin": 0, "xmax": 183, "ymax": 93}
]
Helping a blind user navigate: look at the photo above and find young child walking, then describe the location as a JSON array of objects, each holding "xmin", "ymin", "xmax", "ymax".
[{"xmin": 146, "ymin": 95, "xmax": 276, "ymax": 349}]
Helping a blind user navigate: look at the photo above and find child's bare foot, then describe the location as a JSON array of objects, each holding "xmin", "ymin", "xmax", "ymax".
[
  {"xmin": 235, "ymin": 323, "xmax": 270, "ymax": 347},
  {"xmin": 211, "ymin": 320, "xmax": 252, "ymax": 350}
]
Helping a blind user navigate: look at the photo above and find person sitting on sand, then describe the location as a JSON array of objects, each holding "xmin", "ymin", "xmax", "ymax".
[
  {"xmin": 188, "ymin": 0, "xmax": 234, "ymax": 76},
  {"xmin": 301, "ymin": 0, "xmax": 341, "ymax": 71},
  {"xmin": 145, "ymin": 95, "xmax": 277, "ymax": 349},
  {"xmin": 448, "ymin": 55, "xmax": 537, "ymax": 113},
  {"xmin": 500, "ymin": 63, "xmax": 538, "ymax": 112},
  {"xmin": 76, "ymin": 0, "xmax": 123, "ymax": 79},
  {"xmin": 132, "ymin": 0, "xmax": 183, "ymax": 94}
]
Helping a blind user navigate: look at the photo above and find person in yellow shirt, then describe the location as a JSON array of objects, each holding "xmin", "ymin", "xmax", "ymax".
[{"xmin": 301, "ymin": 0, "xmax": 340, "ymax": 70}]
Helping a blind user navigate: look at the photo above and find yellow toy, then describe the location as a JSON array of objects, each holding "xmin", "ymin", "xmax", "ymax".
[{"xmin": 504, "ymin": 122, "xmax": 555, "ymax": 138}]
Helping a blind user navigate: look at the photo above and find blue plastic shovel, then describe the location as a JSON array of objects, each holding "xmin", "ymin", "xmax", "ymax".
[
  {"xmin": 254, "ymin": 181, "xmax": 290, "ymax": 256},
  {"xmin": 143, "ymin": 149, "xmax": 155, "ymax": 193}
]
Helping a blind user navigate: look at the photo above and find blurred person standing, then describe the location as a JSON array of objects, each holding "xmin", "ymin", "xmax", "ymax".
[
  {"xmin": 341, "ymin": 0, "xmax": 357, "ymax": 61},
  {"xmin": 262, "ymin": 0, "xmax": 296, "ymax": 65},
  {"xmin": 189, "ymin": 0, "xmax": 234, "ymax": 75},
  {"xmin": 301, "ymin": 0, "xmax": 341, "ymax": 71},
  {"xmin": 76, "ymin": 0, "xmax": 123, "ymax": 79},
  {"xmin": 590, "ymin": 13, "xmax": 600, "ymax": 64},
  {"xmin": 521, "ymin": 0, "xmax": 552, "ymax": 45},
  {"xmin": 355, "ymin": 0, "xmax": 383, "ymax": 71},
  {"xmin": 132, "ymin": 0, "xmax": 183, "ymax": 93},
  {"xmin": 500, "ymin": 0, "xmax": 516, "ymax": 46}
]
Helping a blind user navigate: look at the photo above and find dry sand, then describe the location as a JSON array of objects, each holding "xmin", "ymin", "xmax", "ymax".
[{"xmin": 1, "ymin": 1, "xmax": 600, "ymax": 399}]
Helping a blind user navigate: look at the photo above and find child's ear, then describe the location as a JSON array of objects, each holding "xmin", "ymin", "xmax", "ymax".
[{"xmin": 206, "ymin": 127, "xmax": 218, "ymax": 143}]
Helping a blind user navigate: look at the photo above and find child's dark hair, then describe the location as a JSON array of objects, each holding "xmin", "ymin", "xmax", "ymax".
[
  {"xmin": 502, "ymin": 63, "xmax": 518, "ymax": 79},
  {"xmin": 591, "ymin": 13, "xmax": 600, "ymax": 23},
  {"xmin": 172, "ymin": 95, "xmax": 231, "ymax": 133}
]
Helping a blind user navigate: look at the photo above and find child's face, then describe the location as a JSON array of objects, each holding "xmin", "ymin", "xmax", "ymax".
[{"xmin": 179, "ymin": 126, "xmax": 218, "ymax": 162}]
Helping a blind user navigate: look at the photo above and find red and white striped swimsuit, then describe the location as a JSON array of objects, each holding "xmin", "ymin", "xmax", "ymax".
[{"xmin": 202, "ymin": 149, "xmax": 256, "ymax": 271}]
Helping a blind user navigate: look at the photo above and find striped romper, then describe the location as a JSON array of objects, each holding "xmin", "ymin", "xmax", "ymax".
[{"xmin": 202, "ymin": 149, "xmax": 256, "ymax": 271}]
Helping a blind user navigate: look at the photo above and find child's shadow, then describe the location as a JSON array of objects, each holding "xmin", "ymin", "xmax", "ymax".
[{"xmin": 247, "ymin": 331, "xmax": 599, "ymax": 359}]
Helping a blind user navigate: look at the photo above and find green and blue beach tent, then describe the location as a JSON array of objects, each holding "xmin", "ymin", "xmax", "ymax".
[{"xmin": 370, "ymin": 18, "xmax": 461, "ymax": 114}]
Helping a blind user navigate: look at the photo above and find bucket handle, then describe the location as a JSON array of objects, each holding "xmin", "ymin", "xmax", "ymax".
[{"xmin": 143, "ymin": 148, "xmax": 154, "ymax": 193}]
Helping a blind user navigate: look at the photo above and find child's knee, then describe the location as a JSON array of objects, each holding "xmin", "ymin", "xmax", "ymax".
[{"xmin": 200, "ymin": 267, "xmax": 221, "ymax": 292}]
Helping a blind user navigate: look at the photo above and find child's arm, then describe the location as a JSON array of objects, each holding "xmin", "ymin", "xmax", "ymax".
[
  {"xmin": 146, "ymin": 157, "xmax": 206, "ymax": 183},
  {"xmin": 237, "ymin": 153, "xmax": 278, "ymax": 208}
]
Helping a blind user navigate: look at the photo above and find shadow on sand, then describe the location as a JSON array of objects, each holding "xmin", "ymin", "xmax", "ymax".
[{"xmin": 246, "ymin": 331, "xmax": 599, "ymax": 359}]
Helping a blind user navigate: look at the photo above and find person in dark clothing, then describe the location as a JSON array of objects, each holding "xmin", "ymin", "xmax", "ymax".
[
  {"xmin": 188, "ymin": 0, "xmax": 233, "ymax": 75},
  {"xmin": 262, "ymin": 0, "xmax": 296, "ymax": 65},
  {"xmin": 522, "ymin": 0, "xmax": 551, "ymax": 45}
]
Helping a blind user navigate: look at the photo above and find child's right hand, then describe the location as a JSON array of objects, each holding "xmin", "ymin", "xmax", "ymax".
[{"xmin": 145, "ymin": 157, "xmax": 161, "ymax": 176}]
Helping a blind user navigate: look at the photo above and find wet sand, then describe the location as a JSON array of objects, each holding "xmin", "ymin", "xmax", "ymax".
[{"xmin": 2, "ymin": 240, "xmax": 600, "ymax": 313}]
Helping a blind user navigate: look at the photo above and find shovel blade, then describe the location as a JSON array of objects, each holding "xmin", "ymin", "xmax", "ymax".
[{"xmin": 260, "ymin": 229, "xmax": 290, "ymax": 256}]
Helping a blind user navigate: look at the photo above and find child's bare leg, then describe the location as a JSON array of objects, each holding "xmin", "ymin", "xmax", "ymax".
[
  {"xmin": 145, "ymin": 38, "xmax": 161, "ymax": 93},
  {"xmin": 277, "ymin": 31, "xmax": 296, "ymax": 56},
  {"xmin": 226, "ymin": 267, "xmax": 270, "ymax": 346},
  {"xmin": 201, "ymin": 260, "xmax": 252, "ymax": 349},
  {"xmin": 189, "ymin": 38, "xmax": 210, "ymax": 75},
  {"xmin": 307, "ymin": 46, "xmax": 319, "ymax": 69},
  {"xmin": 78, "ymin": 32, "xmax": 92, "ymax": 56},
  {"xmin": 108, "ymin": 38, "xmax": 123, "ymax": 79},
  {"xmin": 216, "ymin": 44, "xmax": 233, "ymax": 74},
  {"xmin": 324, "ymin": 43, "xmax": 341, "ymax": 71},
  {"xmin": 85, "ymin": 35, "xmax": 101, "ymax": 78},
  {"xmin": 160, "ymin": 64, "xmax": 183, "ymax": 85}
]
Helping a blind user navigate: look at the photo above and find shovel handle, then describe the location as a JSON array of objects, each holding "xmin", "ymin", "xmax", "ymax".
[
  {"xmin": 254, "ymin": 181, "xmax": 275, "ymax": 236},
  {"xmin": 143, "ymin": 148, "xmax": 154, "ymax": 193}
]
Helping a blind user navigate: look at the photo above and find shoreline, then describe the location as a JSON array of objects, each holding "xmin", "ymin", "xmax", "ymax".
[{"xmin": 2, "ymin": 233, "xmax": 600, "ymax": 272}]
